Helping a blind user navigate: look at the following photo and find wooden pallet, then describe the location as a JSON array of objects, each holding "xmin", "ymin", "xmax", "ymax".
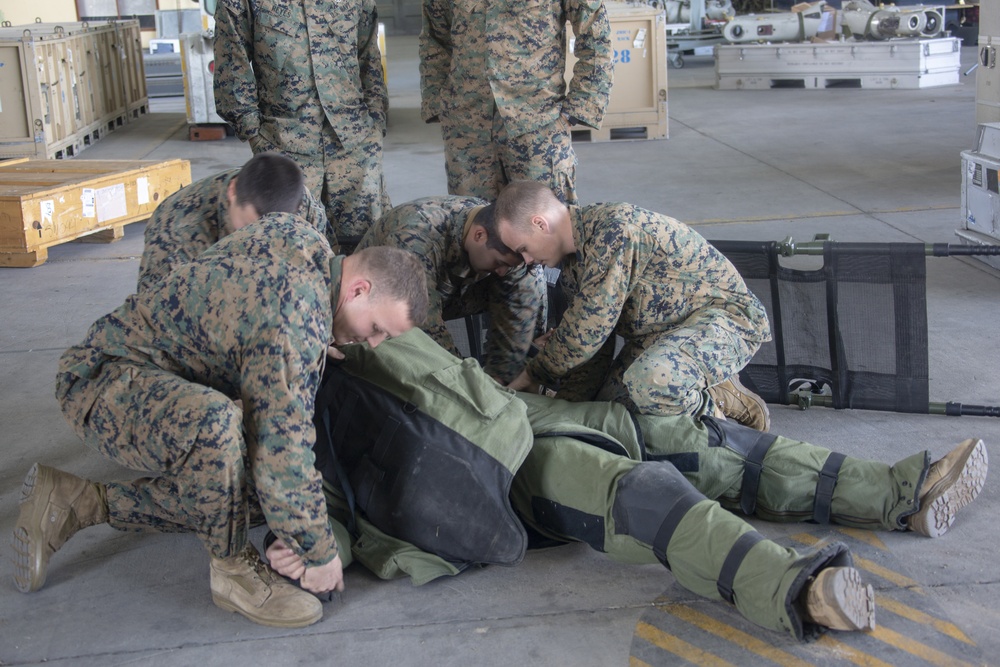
[
  {"xmin": 571, "ymin": 121, "xmax": 668, "ymax": 143},
  {"xmin": 0, "ymin": 158, "xmax": 191, "ymax": 267}
]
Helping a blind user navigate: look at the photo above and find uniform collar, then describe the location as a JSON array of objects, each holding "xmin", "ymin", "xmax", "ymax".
[{"xmin": 569, "ymin": 205, "xmax": 586, "ymax": 263}]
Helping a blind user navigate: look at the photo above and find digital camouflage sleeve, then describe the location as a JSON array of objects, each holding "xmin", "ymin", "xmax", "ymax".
[
  {"xmin": 526, "ymin": 203, "xmax": 771, "ymax": 386},
  {"xmin": 62, "ymin": 214, "xmax": 341, "ymax": 567},
  {"xmin": 358, "ymin": 196, "xmax": 545, "ymax": 381},
  {"xmin": 137, "ymin": 170, "xmax": 335, "ymax": 293},
  {"xmin": 419, "ymin": 0, "xmax": 612, "ymax": 134}
]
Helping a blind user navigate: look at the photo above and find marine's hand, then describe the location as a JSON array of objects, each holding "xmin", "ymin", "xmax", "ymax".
[
  {"xmin": 265, "ymin": 538, "xmax": 306, "ymax": 581},
  {"xmin": 507, "ymin": 369, "xmax": 534, "ymax": 392},
  {"xmin": 301, "ymin": 555, "xmax": 345, "ymax": 594},
  {"xmin": 327, "ymin": 345, "xmax": 346, "ymax": 361},
  {"xmin": 533, "ymin": 328, "xmax": 555, "ymax": 350}
]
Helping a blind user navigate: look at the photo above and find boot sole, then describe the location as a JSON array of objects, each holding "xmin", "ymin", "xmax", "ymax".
[
  {"xmin": 809, "ymin": 567, "xmax": 876, "ymax": 632},
  {"xmin": 12, "ymin": 463, "xmax": 46, "ymax": 593},
  {"xmin": 212, "ymin": 593, "xmax": 322, "ymax": 629},
  {"xmin": 912, "ymin": 439, "xmax": 988, "ymax": 538}
]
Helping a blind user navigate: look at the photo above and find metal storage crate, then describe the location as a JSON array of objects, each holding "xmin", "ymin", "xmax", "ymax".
[
  {"xmin": 716, "ymin": 37, "xmax": 961, "ymax": 90},
  {"xmin": 958, "ymin": 122, "xmax": 1000, "ymax": 269}
]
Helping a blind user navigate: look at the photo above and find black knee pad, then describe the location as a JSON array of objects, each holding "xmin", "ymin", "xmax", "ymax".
[{"xmin": 612, "ymin": 462, "xmax": 707, "ymax": 568}]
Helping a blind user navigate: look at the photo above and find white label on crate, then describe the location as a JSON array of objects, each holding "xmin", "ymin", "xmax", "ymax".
[
  {"xmin": 40, "ymin": 200, "xmax": 54, "ymax": 225},
  {"xmin": 81, "ymin": 189, "xmax": 96, "ymax": 218},
  {"xmin": 633, "ymin": 29, "xmax": 646, "ymax": 50},
  {"xmin": 96, "ymin": 184, "xmax": 128, "ymax": 223},
  {"xmin": 137, "ymin": 177, "xmax": 150, "ymax": 205}
]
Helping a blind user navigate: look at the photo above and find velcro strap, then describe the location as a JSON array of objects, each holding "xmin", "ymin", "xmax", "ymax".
[
  {"xmin": 652, "ymin": 492, "xmax": 702, "ymax": 570},
  {"xmin": 717, "ymin": 531, "xmax": 765, "ymax": 604},
  {"xmin": 811, "ymin": 452, "xmax": 847, "ymax": 524},
  {"xmin": 740, "ymin": 434, "xmax": 776, "ymax": 515}
]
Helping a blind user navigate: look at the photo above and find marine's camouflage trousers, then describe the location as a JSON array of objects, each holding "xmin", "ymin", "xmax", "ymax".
[
  {"xmin": 513, "ymin": 393, "xmax": 928, "ymax": 638},
  {"xmin": 250, "ymin": 122, "xmax": 390, "ymax": 247},
  {"xmin": 439, "ymin": 267, "xmax": 549, "ymax": 384},
  {"xmin": 557, "ymin": 314, "xmax": 760, "ymax": 418},
  {"xmin": 56, "ymin": 362, "xmax": 260, "ymax": 559},
  {"xmin": 440, "ymin": 107, "xmax": 578, "ymax": 204}
]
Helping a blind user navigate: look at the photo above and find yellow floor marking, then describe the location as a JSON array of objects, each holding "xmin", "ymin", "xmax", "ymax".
[
  {"xmin": 835, "ymin": 527, "xmax": 888, "ymax": 551},
  {"xmin": 629, "ymin": 656, "xmax": 653, "ymax": 667},
  {"xmin": 815, "ymin": 635, "xmax": 896, "ymax": 667},
  {"xmin": 687, "ymin": 204, "xmax": 955, "ymax": 226},
  {"xmin": 791, "ymin": 533, "xmax": 923, "ymax": 591},
  {"xmin": 659, "ymin": 604, "xmax": 814, "ymax": 667},
  {"xmin": 875, "ymin": 595, "xmax": 975, "ymax": 645},
  {"xmin": 635, "ymin": 621, "xmax": 739, "ymax": 667},
  {"xmin": 872, "ymin": 625, "xmax": 978, "ymax": 667}
]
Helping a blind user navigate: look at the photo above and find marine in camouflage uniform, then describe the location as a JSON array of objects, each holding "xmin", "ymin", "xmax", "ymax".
[
  {"xmin": 137, "ymin": 168, "xmax": 335, "ymax": 293},
  {"xmin": 496, "ymin": 184, "xmax": 771, "ymax": 419},
  {"xmin": 357, "ymin": 196, "xmax": 546, "ymax": 382},
  {"xmin": 58, "ymin": 214, "xmax": 341, "ymax": 568},
  {"xmin": 214, "ymin": 0, "xmax": 390, "ymax": 245},
  {"xmin": 419, "ymin": 0, "xmax": 613, "ymax": 204}
]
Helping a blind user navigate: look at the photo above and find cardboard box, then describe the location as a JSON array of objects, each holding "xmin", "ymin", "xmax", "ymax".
[{"xmin": 0, "ymin": 158, "xmax": 191, "ymax": 267}]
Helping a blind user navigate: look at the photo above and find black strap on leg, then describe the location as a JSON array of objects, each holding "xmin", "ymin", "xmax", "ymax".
[
  {"xmin": 811, "ymin": 451, "xmax": 847, "ymax": 524},
  {"xmin": 701, "ymin": 416, "xmax": 777, "ymax": 516},
  {"xmin": 717, "ymin": 530, "xmax": 765, "ymax": 604},
  {"xmin": 652, "ymin": 492, "xmax": 703, "ymax": 570},
  {"xmin": 740, "ymin": 433, "xmax": 777, "ymax": 515}
]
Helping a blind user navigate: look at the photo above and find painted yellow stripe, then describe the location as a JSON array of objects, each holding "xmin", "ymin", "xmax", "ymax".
[
  {"xmin": 872, "ymin": 625, "xmax": 979, "ymax": 667},
  {"xmin": 835, "ymin": 527, "xmax": 888, "ymax": 551},
  {"xmin": 687, "ymin": 204, "xmax": 955, "ymax": 226},
  {"xmin": 815, "ymin": 634, "xmax": 896, "ymax": 667},
  {"xmin": 876, "ymin": 595, "xmax": 975, "ymax": 645},
  {"xmin": 629, "ymin": 656, "xmax": 653, "ymax": 667},
  {"xmin": 791, "ymin": 533, "xmax": 923, "ymax": 591},
  {"xmin": 635, "ymin": 621, "xmax": 738, "ymax": 667},
  {"xmin": 659, "ymin": 604, "xmax": 814, "ymax": 667}
]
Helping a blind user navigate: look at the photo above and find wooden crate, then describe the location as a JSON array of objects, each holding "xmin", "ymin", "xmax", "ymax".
[
  {"xmin": 565, "ymin": 2, "xmax": 669, "ymax": 142},
  {"xmin": 0, "ymin": 157, "xmax": 191, "ymax": 267},
  {"xmin": 0, "ymin": 20, "xmax": 148, "ymax": 160}
]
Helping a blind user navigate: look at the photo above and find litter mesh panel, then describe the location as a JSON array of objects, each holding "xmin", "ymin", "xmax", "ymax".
[{"xmin": 712, "ymin": 241, "xmax": 929, "ymax": 413}]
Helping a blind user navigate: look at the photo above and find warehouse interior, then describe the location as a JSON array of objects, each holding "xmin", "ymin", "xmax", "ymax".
[{"xmin": 2, "ymin": 3, "xmax": 1000, "ymax": 666}]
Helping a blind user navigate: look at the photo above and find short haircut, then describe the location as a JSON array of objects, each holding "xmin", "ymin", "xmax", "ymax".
[
  {"xmin": 235, "ymin": 152, "xmax": 305, "ymax": 215},
  {"xmin": 472, "ymin": 204, "xmax": 516, "ymax": 255},
  {"xmin": 494, "ymin": 180, "xmax": 560, "ymax": 232},
  {"xmin": 353, "ymin": 246, "xmax": 430, "ymax": 326}
]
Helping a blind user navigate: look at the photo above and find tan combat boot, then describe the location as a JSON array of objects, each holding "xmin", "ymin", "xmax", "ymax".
[
  {"xmin": 803, "ymin": 566, "xmax": 876, "ymax": 632},
  {"xmin": 908, "ymin": 438, "xmax": 988, "ymax": 538},
  {"xmin": 13, "ymin": 463, "xmax": 109, "ymax": 593},
  {"xmin": 210, "ymin": 543, "xmax": 322, "ymax": 628},
  {"xmin": 708, "ymin": 377, "xmax": 771, "ymax": 432}
]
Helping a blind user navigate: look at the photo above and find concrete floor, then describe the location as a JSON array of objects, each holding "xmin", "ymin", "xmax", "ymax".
[{"xmin": 2, "ymin": 36, "xmax": 999, "ymax": 667}]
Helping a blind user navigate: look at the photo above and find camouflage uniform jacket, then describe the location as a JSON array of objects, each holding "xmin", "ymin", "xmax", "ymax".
[
  {"xmin": 60, "ymin": 213, "xmax": 341, "ymax": 567},
  {"xmin": 136, "ymin": 169, "xmax": 334, "ymax": 293},
  {"xmin": 358, "ymin": 196, "xmax": 545, "ymax": 381},
  {"xmin": 526, "ymin": 203, "xmax": 771, "ymax": 386},
  {"xmin": 214, "ymin": 0, "xmax": 387, "ymax": 154},
  {"xmin": 420, "ymin": 0, "xmax": 613, "ymax": 136}
]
